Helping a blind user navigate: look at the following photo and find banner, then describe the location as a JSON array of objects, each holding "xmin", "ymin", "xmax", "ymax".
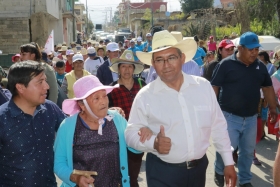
[{"xmin": 44, "ymin": 30, "xmax": 54, "ymax": 54}]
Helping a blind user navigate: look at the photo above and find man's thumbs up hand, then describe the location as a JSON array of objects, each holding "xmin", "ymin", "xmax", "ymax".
[
  {"xmin": 158, "ymin": 125, "xmax": 165, "ymax": 137},
  {"xmin": 154, "ymin": 125, "xmax": 171, "ymax": 154}
]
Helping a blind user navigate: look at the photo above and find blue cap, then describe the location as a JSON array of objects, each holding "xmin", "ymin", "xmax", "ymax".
[{"xmin": 239, "ymin": 32, "xmax": 261, "ymax": 49}]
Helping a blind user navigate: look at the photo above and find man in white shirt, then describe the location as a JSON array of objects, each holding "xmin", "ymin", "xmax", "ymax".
[
  {"xmin": 125, "ymin": 30, "xmax": 237, "ymax": 187},
  {"xmin": 84, "ymin": 47, "xmax": 104, "ymax": 76}
]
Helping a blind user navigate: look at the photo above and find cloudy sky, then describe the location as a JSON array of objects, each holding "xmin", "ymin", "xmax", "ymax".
[{"xmin": 78, "ymin": 0, "xmax": 222, "ymax": 24}]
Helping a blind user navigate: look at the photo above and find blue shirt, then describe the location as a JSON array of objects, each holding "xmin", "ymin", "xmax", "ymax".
[
  {"xmin": 136, "ymin": 43, "xmax": 144, "ymax": 51},
  {"xmin": 142, "ymin": 41, "xmax": 152, "ymax": 52},
  {"xmin": 0, "ymin": 99, "xmax": 66, "ymax": 186},
  {"xmin": 193, "ymin": 47, "xmax": 206, "ymax": 67},
  {"xmin": 127, "ymin": 46, "xmax": 141, "ymax": 61},
  {"xmin": 56, "ymin": 72, "xmax": 66, "ymax": 86}
]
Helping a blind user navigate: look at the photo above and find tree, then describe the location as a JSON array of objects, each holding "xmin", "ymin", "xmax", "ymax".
[
  {"xmin": 180, "ymin": 0, "xmax": 214, "ymax": 13},
  {"xmin": 112, "ymin": 11, "xmax": 120, "ymax": 26},
  {"xmin": 247, "ymin": 0, "xmax": 277, "ymax": 27},
  {"xmin": 142, "ymin": 8, "xmax": 152, "ymax": 29},
  {"xmin": 234, "ymin": 0, "xmax": 250, "ymax": 34},
  {"xmin": 88, "ymin": 20, "xmax": 94, "ymax": 33}
]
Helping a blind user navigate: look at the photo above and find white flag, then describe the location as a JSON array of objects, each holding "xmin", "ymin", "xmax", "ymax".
[{"xmin": 44, "ymin": 30, "xmax": 54, "ymax": 54}]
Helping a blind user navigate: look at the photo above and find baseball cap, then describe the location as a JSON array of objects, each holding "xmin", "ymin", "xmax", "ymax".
[
  {"xmin": 130, "ymin": 40, "xmax": 135, "ymax": 43},
  {"xmin": 137, "ymin": 37, "xmax": 142, "ymax": 42},
  {"xmin": 105, "ymin": 39, "xmax": 110, "ymax": 43},
  {"xmin": 87, "ymin": 47, "xmax": 96, "ymax": 56},
  {"xmin": 209, "ymin": 36, "xmax": 214, "ymax": 39},
  {"xmin": 218, "ymin": 39, "xmax": 235, "ymax": 49},
  {"xmin": 66, "ymin": 49, "xmax": 74, "ymax": 56},
  {"xmin": 146, "ymin": 33, "xmax": 152, "ymax": 37},
  {"xmin": 239, "ymin": 32, "xmax": 261, "ymax": 49},
  {"xmin": 72, "ymin": 54, "xmax": 84, "ymax": 63},
  {"xmin": 106, "ymin": 42, "xmax": 120, "ymax": 52}
]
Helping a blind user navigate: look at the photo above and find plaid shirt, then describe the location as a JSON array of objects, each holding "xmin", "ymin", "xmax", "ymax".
[{"xmin": 109, "ymin": 78, "xmax": 146, "ymax": 120}]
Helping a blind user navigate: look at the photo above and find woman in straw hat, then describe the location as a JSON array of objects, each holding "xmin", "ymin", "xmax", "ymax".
[
  {"xmin": 96, "ymin": 45, "xmax": 108, "ymax": 61},
  {"xmin": 54, "ymin": 75, "xmax": 151, "ymax": 187},
  {"xmin": 108, "ymin": 50, "xmax": 146, "ymax": 187}
]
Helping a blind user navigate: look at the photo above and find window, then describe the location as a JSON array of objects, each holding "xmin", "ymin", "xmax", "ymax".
[{"xmin": 75, "ymin": 9, "xmax": 80, "ymax": 15}]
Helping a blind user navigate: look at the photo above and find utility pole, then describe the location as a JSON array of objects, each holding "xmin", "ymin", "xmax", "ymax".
[
  {"xmin": 110, "ymin": 7, "xmax": 112, "ymax": 26},
  {"xmin": 151, "ymin": 0, "xmax": 153, "ymax": 27},
  {"xmin": 72, "ymin": 0, "xmax": 75, "ymax": 41},
  {"xmin": 127, "ymin": 2, "xmax": 129, "ymax": 28},
  {"xmin": 105, "ymin": 11, "xmax": 108, "ymax": 30},
  {"xmin": 86, "ymin": 0, "xmax": 89, "ymax": 38}
]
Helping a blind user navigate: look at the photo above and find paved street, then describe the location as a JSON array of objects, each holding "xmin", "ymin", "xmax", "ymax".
[{"xmin": 57, "ymin": 127, "xmax": 278, "ymax": 187}]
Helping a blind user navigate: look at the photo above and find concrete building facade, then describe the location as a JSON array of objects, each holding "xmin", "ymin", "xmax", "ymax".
[
  {"xmin": 117, "ymin": 0, "xmax": 167, "ymax": 31},
  {"xmin": 0, "ymin": 0, "xmax": 76, "ymax": 54},
  {"xmin": 74, "ymin": 4, "xmax": 86, "ymax": 33}
]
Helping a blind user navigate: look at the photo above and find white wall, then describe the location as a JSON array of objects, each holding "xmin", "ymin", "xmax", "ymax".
[
  {"xmin": 66, "ymin": 18, "xmax": 74, "ymax": 44},
  {"xmin": 46, "ymin": 0, "xmax": 60, "ymax": 19},
  {"xmin": 49, "ymin": 18, "xmax": 64, "ymax": 45}
]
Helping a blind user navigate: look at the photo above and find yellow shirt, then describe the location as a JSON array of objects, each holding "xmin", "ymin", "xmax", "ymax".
[{"xmin": 65, "ymin": 70, "xmax": 91, "ymax": 99}]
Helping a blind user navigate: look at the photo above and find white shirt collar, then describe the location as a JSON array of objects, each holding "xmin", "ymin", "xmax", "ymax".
[{"xmin": 153, "ymin": 72, "xmax": 199, "ymax": 93}]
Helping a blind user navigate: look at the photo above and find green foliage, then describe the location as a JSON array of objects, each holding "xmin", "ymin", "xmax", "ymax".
[
  {"xmin": 88, "ymin": 20, "xmax": 94, "ymax": 33},
  {"xmin": 182, "ymin": 23, "xmax": 199, "ymax": 36},
  {"xmin": 182, "ymin": 21, "xmax": 211, "ymax": 40},
  {"xmin": 180, "ymin": 0, "xmax": 214, "ymax": 13},
  {"xmin": 170, "ymin": 12, "xmax": 185, "ymax": 20},
  {"xmin": 215, "ymin": 25, "xmax": 241, "ymax": 39},
  {"xmin": 112, "ymin": 11, "xmax": 120, "ymax": 24},
  {"xmin": 247, "ymin": 0, "xmax": 277, "ymax": 27},
  {"xmin": 142, "ymin": 8, "xmax": 152, "ymax": 21},
  {"xmin": 142, "ymin": 8, "xmax": 152, "ymax": 30}
]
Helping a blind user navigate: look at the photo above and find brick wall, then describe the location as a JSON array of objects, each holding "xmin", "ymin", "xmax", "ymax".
[{"xmin": 0, "ymin": 17, "xmax": 30, "ymax": 54}]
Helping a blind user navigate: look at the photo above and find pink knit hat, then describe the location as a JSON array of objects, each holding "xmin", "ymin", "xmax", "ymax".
[{"xmin": 62, "ymin": 75, "xmax": 118, "ymax": 115}]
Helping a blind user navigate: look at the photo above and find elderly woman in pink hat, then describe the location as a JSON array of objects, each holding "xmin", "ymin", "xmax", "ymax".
[{"xmin": 54, "ymin": 75, "xmax": 150, "ymax": 187}]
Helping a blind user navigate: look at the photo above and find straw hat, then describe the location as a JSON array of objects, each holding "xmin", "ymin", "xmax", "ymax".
[
  {"xmin": 80, "ymin": 48, "xmax": 88, "ymax": 55},
  {"xmin": 95, "ymin": 45, "xmax": 107, "ymax": 55},
  {"xmin": 58, "ymin": 46, "xmax": 67, "ymax": 52},
  {"xmin": 110, "ymin": 50, "xmax": 144, "ymax": 74},
  {"xmin": 170, "ymin": 31, "xmax": 183, "ymax": 42},
  {"xmin": 136, "ymin": 30, "xmax": 197, "ymax": 66}
]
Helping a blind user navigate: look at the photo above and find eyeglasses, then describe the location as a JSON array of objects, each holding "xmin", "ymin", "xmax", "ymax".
[{"xmin": 153, "ymin": 55, "xmax": 179, "ymax": 65}]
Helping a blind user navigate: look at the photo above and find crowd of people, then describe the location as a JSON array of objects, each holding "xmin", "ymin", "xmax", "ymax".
[{"xmin": 0, "ymin": 29, "xmax": 280, "ymax": 187}]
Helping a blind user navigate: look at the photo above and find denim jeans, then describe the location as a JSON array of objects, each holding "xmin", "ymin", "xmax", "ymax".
[{"xmin": 214, "ymin": 111, "xmax": 257, "ymax": 185}]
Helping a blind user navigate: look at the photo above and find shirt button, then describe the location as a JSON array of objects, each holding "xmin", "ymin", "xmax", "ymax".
[
  {"xmin": 121, "ymin": 166, "xmax": 125, "ymax": 170},
  {"xmin": 124, "ymin": 179, "xmax": 127, "ymax": 183}
]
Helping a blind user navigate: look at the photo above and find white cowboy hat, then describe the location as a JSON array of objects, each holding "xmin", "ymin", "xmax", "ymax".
[
  {"xmin": 171, "ymin": 31, "xmax": 183, "ymax": 42},
  {"xmin": 110, "ymin": 50, "xmax": 144, "ymax": 74},
  {"xmin": 136, "ymin": 30, "xmax": 197, "ymax": 66}
]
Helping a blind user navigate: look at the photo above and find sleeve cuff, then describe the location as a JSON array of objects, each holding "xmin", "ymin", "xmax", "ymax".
[
  {"xmin": 143, "ymin": 135, "xmax": 157, "ymax": 151},
  {"xmin": 220, "ymin": 152, "xmax": 234, "ymax": 166}
]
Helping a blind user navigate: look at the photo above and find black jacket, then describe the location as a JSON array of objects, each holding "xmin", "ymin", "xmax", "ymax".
[{"xmin": 96, "ymin": 60, "xmax": 113, "ymax": 85}]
